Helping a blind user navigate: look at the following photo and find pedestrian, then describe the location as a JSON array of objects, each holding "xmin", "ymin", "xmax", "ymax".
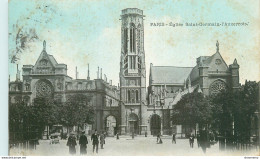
[
  {"xmin": 79, "ymin": 131, "xmax": 88, "ymax": 155},
  {"xmin": 172, "ymin": 133, "xmax": 176, "ymax": 144},
  {"xmin": 145, "ymin": 131, "xmax": 147, "ymax": 137},
  {"xmin": 91, "ymin": 130, "xmax": 99, "ymax": 154},
  {"xmin": 200, "ymin": 130, "xmax": 208, "ymax": 153},
  {"xmin": 116, "ymin": 133, "xmax": 119, "ymax": 140},
  {"xmin": 100, "ymin": 132, "xmax": 105, "ymax": 149},
  {"xmin": 197, "ymin": 134, "xmax": 200, "ymax": 148},
  {"xmin": 157, "ymin": 133, "xmax": 163, "ymax": 144},
  {"xmin": 132, "ymin": 131, "xmax": 134, "ymax": 139},
  {"xmin": 67, "ymin": 133, "xmax": 77, "ymax": 155},
  {"xmin": 156, "ymin": 133, "xmax": 160, "ymax": 143},
  {"xmin": 189, "ymin": 134, "xmax": 195, "ymax": 148}
]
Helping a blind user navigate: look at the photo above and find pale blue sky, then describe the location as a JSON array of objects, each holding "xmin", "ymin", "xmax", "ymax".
[{"xmin": 9, "ymin": 0, "xmax": 260, "ymax": 85}]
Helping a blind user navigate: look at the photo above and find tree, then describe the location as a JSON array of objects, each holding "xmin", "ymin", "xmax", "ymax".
[
  {"xmin": 171, "ymin": 92, "xmax": 212, "ymax": 133},
  {"xmin": 61, "ymin": 94, "xmax": 95, "ymax": 134},
  {"xmin": 211, "ymin": 80, "xmax": 259, "ymax": 146}
]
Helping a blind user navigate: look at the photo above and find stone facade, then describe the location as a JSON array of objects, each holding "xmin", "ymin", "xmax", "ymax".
[
  {"xmin": 9, "ymin": 41, "xmax": 121, "ymax": 136},
  {"xmin": 9, "ymin": 8, "xmax": 241, "ymax": 137},
  {"xmin": 119, "ymin": 8, "xmax": 148, "ymax": 135},
  {"xmin": 147, "ymin": 41, "xmax": 240, "ymax": 136}
]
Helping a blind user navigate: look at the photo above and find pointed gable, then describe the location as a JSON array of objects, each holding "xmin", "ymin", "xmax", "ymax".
[
  {"xmin": 33, "ymin": 41, "xmax": 56, "ymax": 71},
  {"xmin": 205, "ymin": 52, "xmax": 229, "ymax": 72},
  {"xmin": 190, "ymin": 41, "xmax": 230, "ymax": 83},
  {"xmin": 31, "ymin": 41, "xmax": 67, "ymax": 75}
]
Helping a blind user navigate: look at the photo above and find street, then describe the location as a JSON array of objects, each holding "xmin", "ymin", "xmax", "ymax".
[{"xmin": 9, "ymin": 135, "xmax": 259, "ymax": 156}]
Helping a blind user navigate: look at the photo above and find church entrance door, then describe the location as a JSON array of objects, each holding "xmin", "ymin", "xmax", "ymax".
[
  {"xmin": 128, "ymin": 113, "xmax": 139, "ymax": 134},
  {"xmin": 150, "ymin": 114, "xmax": 161, "ymax": 136}
]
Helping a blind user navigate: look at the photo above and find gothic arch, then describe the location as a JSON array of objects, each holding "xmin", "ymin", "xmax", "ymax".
[
  {"xmin": 105, "ymin": 115, "xmax": 118, "ymax": 136},
  {"xmin": 150, "ymin": 114, "xmax": 161, "ymax": 135},
  {"xmin": 130, "ymin": 23, "xmax": 136, "ymax": 53},
  {"xmin": 128, "ymin": 113, "xmax": 139, "ymax": 134}
]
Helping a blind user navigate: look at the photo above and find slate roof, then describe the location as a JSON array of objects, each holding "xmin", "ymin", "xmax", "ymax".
[
  {"xmin": 150, "ymin": 66, "xmax": 193, "ymax": 84},
  {"xmin": 48, "ymin": 55, "xmax": 58, "ymax": 65}
]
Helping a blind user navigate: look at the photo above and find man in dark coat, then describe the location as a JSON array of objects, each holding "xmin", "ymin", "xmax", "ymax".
[
  {"xmin": 200, "ymin": 130, "xmax": 208, "ymax": 153},
  {"xmin": 79, "ymin": 131, "xmax": 88, "ymax": 155},
  {"xmin": 172, "ymin": 133, "xmax": 176, "ymax": 144},
  {"xmin": 67, "ymin": 133, "xmax": 77, "ymax": 155},
  {"xmin": 91, "ymin": 130, "xmax": 99, "ymax": 154},
  {"xmin": 100, "ymin": 132, "xmax": 105, "ymax": 149},
  {"xmin": 189, "ymin": 134, "xmax": 195, "ymax": 148}
]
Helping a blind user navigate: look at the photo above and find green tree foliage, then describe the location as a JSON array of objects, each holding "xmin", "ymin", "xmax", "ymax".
[
  {"xmin": 172, "ymin": 92, "xmax": 212, "ymax": 128},
  {"xmin": 211, "ymin": 81, "xmax": 259, "ymax": 143},
  {"xmin": 61, "ymin": 94, "xmax": 95, "ymax": 128}
]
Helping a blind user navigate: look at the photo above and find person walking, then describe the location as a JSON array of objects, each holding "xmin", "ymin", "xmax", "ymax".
[
  {"xmin": 116, "ymin": 133, "xmax": 119, "ymax": 140},
  {"xmin": 189, "ymin": 134, "xmax": 195, "ymax": 148},
  {"xmin": 200, "ymin": 130, "xmax": 208, "ymax": 153},
  {"xmin": 79, "ymin": 131, "xmax": 88, "ymax": 155},
  {"xmin": 197, "ymin": 134, "xmax": 201, "ymax": 148},
  {"xmin": 67, "ymin": 133, "xmax": 77, "ymax": 155},
  {"xmin": 91, "ymin": 130, "xmax": 99, "ymax": 154},
  {"xmin": 100, "ymin": 132, "xmax": 105, "ymax": 149},
  {"xmin": 157, "ymin": 133, "xmax": 163, "ymax": 144},
  {"xmin": 172, "ymin": 133, "xmax": 176, "ymax": 144},
  {"xmin": 145, "ymin": 131, "xmax": 147, "ymax": 137}
]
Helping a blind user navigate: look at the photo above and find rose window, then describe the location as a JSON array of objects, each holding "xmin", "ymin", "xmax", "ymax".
[
  {"xmin": 210, "ymin": 80, "xmax": 227, "ymax": 95},
  {"xmin": 36, "ymin": 80, "xmax": 53, "ymax": 97}
]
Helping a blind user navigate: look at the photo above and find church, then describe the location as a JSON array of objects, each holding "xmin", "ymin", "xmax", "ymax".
[{"xmin": 9, "ymin": 8, "xmax": 240, "ymax": 137}]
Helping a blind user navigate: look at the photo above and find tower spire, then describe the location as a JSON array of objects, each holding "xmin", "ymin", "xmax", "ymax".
[
  {"xmin": 76, "ymin": 66, "xmax": 78, "ymax": 79},
  {"xmin": 43, "ymin": 40, "xmax": 46, "ymax": 51},
  {"xmin": 97, "ymin": 66, "xmax": 99, "ymax": 79},
  {"xmin": 216, "ymin": 40, "xmax": 219, "ymax": 53},
  {"xmin": 100, "ymin": 68, "xmax": 102, "ymax": 80},
  {"xmin": 87, "ymin": 63, "xmax": 90, "ymax": 80}
]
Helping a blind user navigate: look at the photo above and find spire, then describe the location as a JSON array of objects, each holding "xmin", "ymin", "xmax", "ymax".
[
  {"xmin": 76, "ymin": 66, "xmax": 77, "ymax": 79},
  {"xmin": 87, "ymin": 63, "xmax": 90, "ymax": 80},
  {"xmin": 233, "ymin": 58, "xmax": 237, "ymax": 65},
  {"xmin": 216, "ymin": 40, "xmax": 219, "ymax": 53},
  {"xmin": 43, "ymin": 40, "xmax": 46, "ymax": 51},
  {"xmin": 100, "ymin": 68, "xmax": 102, "ymax": 80},
  {"xmin": 97, "ymin": 67, "xmax": 99, "ymax": 79},
  {"xmin": 104, "ymin": 74, "xmax": 107, "ymax": 82},
  {"xmin": 16, "ymin": 64, "xmax": 20, "ymax": 81}
]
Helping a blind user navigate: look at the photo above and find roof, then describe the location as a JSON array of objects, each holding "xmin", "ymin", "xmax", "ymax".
[
  {"xmin": 48, "ymin": 55, "xmax": 58, "ymax": 65},
  {"xmin": 150, "ymin": 66, "xmax": 193, "ymax": 84},
  {"xmin": 189, "ymin": 52, "xmax": 229, "ymax": 82}
]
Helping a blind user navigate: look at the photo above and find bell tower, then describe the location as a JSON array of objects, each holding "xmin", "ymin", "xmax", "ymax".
[{"xmin": 119, "ymin": 8, "xmax": 147, "ymax": 135}]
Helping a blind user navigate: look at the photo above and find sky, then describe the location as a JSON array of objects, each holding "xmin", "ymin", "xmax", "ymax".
[{"xmin": 8, "ymin": 0, "xmax": 260, "ymax": 86}]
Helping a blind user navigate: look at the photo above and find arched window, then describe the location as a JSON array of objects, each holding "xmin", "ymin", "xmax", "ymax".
[
  {"xmin": 130, "ymin": 23, "xmax": 136, "ymax": 53},
  {"xmin": 137, "ymin": 24, "xmax": 141, "ymax": 54},
  {"xmin": 128, "ymin": 90, "xmax": 131, "ymax": 102},
  {"xmin": 136, "ymin": 90, "xmax": 139, "ymax": 102},
  {"xmin": 131, "ymin": 90, "xmax": 135, "ymax": 103},
  {"xmin": 124, "ymin": 28, "xmax": 128, "ymax": 54}
]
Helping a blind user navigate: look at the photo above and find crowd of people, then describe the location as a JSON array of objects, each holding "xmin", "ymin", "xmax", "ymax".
[
  {"xmin": 64, "ymin": 130, "xmax": 211, "ymax": 155},
  {"xmin": 66, "ymin": 130, "xmax": 106, "ymax": 155}
]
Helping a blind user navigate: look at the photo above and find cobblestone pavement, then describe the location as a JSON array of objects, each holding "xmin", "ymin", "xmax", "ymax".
[{"xmin": 10, "ymin": 135, "xmax": 259, "ymax": 156}]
